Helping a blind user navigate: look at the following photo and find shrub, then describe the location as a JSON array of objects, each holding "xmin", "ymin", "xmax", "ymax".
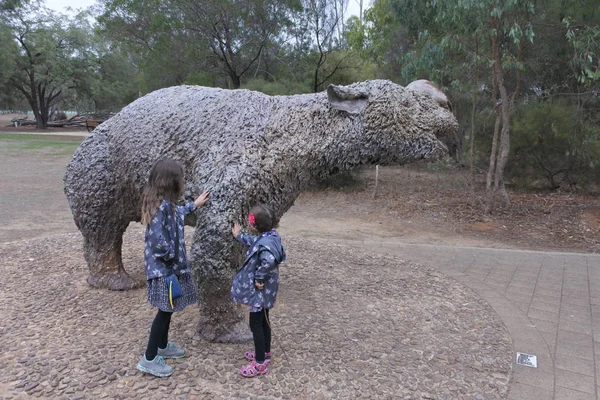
[{"xmin": 508, "ymin": 101, "xmax": 600, "ymax": 192}]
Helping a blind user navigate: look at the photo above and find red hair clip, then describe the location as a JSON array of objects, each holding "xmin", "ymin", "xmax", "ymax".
[{"xmin": 248, "ymin": 213, "xmax": 256, "ymax": 227}]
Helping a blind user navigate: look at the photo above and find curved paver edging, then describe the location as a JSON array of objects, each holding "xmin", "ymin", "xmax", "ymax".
[{"xmin": 0, "ymin": 231, "xmax": 512, "ymax": 399}]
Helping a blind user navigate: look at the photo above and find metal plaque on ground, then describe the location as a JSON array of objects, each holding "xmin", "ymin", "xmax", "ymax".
[{"xmin": 516, "ymin": 352, "xmax": 537, "ymax": 368}]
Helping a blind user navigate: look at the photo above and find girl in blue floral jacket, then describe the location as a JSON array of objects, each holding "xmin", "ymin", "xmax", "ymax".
[
  {"xmin": 231, "ymin": 205, "xmax": 286, "ymax": 377},
  {"xmin": 136, "ymin": 159, "xmax": 209, "ymax": 378}
]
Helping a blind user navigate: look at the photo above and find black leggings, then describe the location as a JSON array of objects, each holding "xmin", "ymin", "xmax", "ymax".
[
  {"xmin": 145, "ymin": 310, "xmax": 172, "ymax": 360},
  {"xmin": 249, "ymin": 309, "xmax": 271, "ymax": 363}
]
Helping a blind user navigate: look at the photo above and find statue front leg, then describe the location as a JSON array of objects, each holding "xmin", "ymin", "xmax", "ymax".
[{"xmin": 189, "ymin": 215, "xmax": 252, "ymax": 343}]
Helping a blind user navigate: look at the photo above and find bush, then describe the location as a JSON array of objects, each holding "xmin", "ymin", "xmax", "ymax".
[
  {"xmin": 310, "ymin": 170, "xmax": 366, "ymax": 192},
  {"xmin": 242, "ymin": 78, "xmax": 311, "ymax": 96},
  {"xmin": 508, "ymin": 101, "xmax": 600, "ymax": 192},
  {"xmin": 184, "ymin": 72, "xmax": 215, "ymax": 87}
]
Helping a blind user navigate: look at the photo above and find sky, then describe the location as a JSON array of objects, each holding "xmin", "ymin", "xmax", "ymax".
[
  {"xmin": 45, "ymin": 0, "xmax": 97, "ymax": 14},
  {"xmin": 45, "ymin": 0, "xmax": 365, "ymax": 18}
]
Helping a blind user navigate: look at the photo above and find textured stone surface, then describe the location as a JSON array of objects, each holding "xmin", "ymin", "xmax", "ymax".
[
  {"xmin": 0, "ymin": 230, "xmax": 511, "ymax": 399},
  {"xmin": 64, "ymin": 81, "xmax": 458, "ymax": 340}
]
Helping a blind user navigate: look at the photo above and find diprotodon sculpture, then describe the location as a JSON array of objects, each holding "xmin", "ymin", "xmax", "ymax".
[{"xmin": 65, "ymin": 80, "xmax": 458, "ymax": 341}]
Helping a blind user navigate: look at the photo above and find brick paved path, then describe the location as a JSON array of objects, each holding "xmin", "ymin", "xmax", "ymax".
[{"xmin": 330, "ymin": 239, "xmax": 600, "ymax": 399}]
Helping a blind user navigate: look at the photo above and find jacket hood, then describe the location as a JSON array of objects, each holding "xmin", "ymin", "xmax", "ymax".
[{"xmin": 256, "ymin": 231, "xmax": 286, "ymax": 263}]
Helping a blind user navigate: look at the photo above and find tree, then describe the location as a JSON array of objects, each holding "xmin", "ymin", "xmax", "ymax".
[
  {"xmin": 369, "ymin": 0, "xmax": 535, "ymax": 209},
  {"xmin": 176, "ymin": 0, "xmax": 300, "ymax": 89},
  {"xmin": 296, "ymin": 0, "xmax": 353, "ymax": 92},
  {"xmin": 97, "ymin": 0, "xmax": 199, "ymax": 92},
  {"xmin": 481, "ymin": 1, "xmax": 535, "ymax": 210},
  {"xmin": 2, "ymin": 3, "xmax": 93, "ymax": 127},
  {"xmin": 0, "ymin": 0, "xmax": 27, "ymax": 11}
]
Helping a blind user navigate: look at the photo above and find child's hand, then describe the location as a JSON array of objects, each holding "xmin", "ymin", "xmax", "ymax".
[
  {"xmin": 232, "ymin": 222, "xmax": 241, "ymax": 238},
  {"xmin": 194, "ymin": 190, "xmax": 210, "ymax": 208}
]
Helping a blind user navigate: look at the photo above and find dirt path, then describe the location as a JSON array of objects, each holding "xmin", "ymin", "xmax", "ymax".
[
  {"xmin": 1, "ymin": 137, "xmax": 598, "ymax": 253},
  {"xmin": 0, "ymin": 149, "xmax": 78, "ymax": 243}
]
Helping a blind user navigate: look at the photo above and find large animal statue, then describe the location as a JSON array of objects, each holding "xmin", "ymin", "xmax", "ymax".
[{"xmin": 64, "ymin": 80, "xmax": 458, "ymax": 342}]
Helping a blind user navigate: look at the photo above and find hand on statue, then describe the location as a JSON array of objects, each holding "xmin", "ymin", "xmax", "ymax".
[
  {"xmin": 194, "ymin": 190, "xmax": 210, "ymax": 208},
  {"xmin": 232, "ymin": 222, "xmax": 241, "ymax": 238}
]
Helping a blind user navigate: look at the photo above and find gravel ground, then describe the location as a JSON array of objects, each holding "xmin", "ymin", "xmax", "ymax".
[{"xmin": 0, "ymin": 230, "xmax": 512, "ymax": 399}]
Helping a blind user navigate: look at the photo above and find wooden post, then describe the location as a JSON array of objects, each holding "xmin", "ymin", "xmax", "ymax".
[{"xmin": 373, "ymin": 165, "xmax": 379, "ymax": 198}]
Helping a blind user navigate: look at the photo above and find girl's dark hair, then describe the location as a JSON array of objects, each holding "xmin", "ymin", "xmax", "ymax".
[
  {"xmin": 250, "ymin": 205, "xmax": 278, "ymax": 233},
  {"xmin": 141, "ymin": 159, "xmax": 184, "ymax": 225}
]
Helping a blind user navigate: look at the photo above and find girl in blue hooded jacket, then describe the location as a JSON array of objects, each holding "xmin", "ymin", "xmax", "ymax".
[
  {"xmin": 231, "ymin": 205, "xmax": 286, "ymax": 377},
  {"xmin": 136, "ymin": 159, "xmax": 209, "ymax": 378}
]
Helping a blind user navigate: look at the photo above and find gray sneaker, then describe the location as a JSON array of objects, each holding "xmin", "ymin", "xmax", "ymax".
[
  {"xmin": 136, "ymin": 355, "xmax": 173, "ymax": 377},
  {"xmin": 157, "ymin": 342, "xmax": 185, "ymax": 359}
]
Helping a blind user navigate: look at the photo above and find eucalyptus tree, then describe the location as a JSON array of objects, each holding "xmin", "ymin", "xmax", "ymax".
[
  {"xmin": 97, "ymin": 0, "xmax": 199, "ymax": 92},
  {"xmin": 175, "ymin": 0, "xmax": 301, "ymax": 89},
  {"xmin": 293, "ymin": 0, "xmax": 354, "ymax": 92},
  {"xmin": 369, "ymin": 0, "xmax": 536, "ymax": 209},
  {"xmin": 1, "ymin": 2, "xmax": 94, "ymax": 127}
]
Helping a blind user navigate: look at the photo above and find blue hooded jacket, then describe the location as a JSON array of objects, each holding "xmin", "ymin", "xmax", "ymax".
[
  {"xmin": 231, "ymin": 230, "xmax": 286, "ymax": 309},
  {"xmin": 144, "ymin": 199, "xmax": 195, "ymax": 280}
]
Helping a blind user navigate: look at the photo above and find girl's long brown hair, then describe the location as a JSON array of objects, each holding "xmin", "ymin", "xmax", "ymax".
[{"xmin": 141, "ymin": 159, "xmax": 184, "ymax": 225}]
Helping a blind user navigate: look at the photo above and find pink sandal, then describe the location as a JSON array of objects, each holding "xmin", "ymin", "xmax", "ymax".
[
  {"xmin": 239, "ymin": 360, "xmax": 269, "ymax": 377},
  {"xmin": 244, "ymin": 350, "xmax": 273, "ymax": 362}
]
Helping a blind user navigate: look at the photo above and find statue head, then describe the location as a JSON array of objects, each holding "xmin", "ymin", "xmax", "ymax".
[{"xmin": 327, "ymin": 80, "xmax": 457, "ymax": 165}]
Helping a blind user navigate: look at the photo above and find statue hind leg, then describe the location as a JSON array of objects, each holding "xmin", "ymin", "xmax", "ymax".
[
  {"xmin": 65, "ymin": 140, "xmax": 142, "ymax": 291},
  {"xmin": 81, "ymin": 218, "xmax": 141, "ymax": 290}
]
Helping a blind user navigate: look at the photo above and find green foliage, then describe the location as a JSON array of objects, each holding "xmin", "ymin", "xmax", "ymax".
[
  {"xmin": 0, "ymin": 0, "xmax": 27, "ymax": 11},
  {"xmin": 242, "ymin": 78, "xmax": 311, "ymax": 96},
  {"xmin": 310, "ymin": 170, "xmax": 366, "ymax": 192},
  {"xmin": 97, "ymin": 0, "xmax": 194, "ymax": 92},
  {"xmin": 89, "ymin": 46, "xmax": 140, "ymax": 111},
  {"xmin": 184, "ymin": 72, "xmax": 215, "ymax": 87},
  {"xmin": 564, "ymin": 19, "xmax": 600, "ymax": 85},
  {"xmin": 0, "ymin": 20, "xmax": 18, "ymax": 101},
  {"xmin": 362, "ymin": 0, "xmax": 403, "ymax": 74},
  {"xmin": 509, "ymin": 101, "xmax": 600, "ymax": 191},
  {"xmin": 344, "ymin": 15, "xmax": 365, "ymax": 51},
  {"xmin": 318, "ymin": 50, "xmax": 376, "ymax": 87},
  {"xmin": 1, "ymin": 3, "xmax": 97, "ymax": 126}
]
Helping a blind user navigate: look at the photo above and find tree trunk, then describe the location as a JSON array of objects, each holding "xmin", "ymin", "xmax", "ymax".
[
  {"xmin": 485, "ymin": 112, "xmax": 501, "ymax": 214},
  {"xmin": 469, "ymin": 92, "xmax": 476, "ymax": 179},
  {"xmin": 358, "ymin": 0, "xmax": 363, "ymax": 22},
  {"xmin": 25, "ymin": 74, "xmax": 46, "ymax": 129},
  {"xmin": 470, "ymin": 34, "xmax": 479, "ymax": 186},
  {"xmin": 494, "ymin": 80, "xmax": 512, "ymax": 207},
  {"xmin": 33, "ymin": 108, "xmax": 44, "ymax": 129},
  {"xmin": 485, "ymin": 21, "xmax": 513, "ymax": 212},
  {"xmin": 228, "ymin": 73, "xmax": 241, "ymax": 89},
  {"xmin": 39, "ymin": 91, "xmax": 49, "ymax": 129},
  {"xmin": 490, "ymin": 33, "xmax": 524, "ymax": 209}
]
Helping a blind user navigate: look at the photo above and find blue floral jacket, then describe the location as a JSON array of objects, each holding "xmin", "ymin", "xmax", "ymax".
[
  {"xmin": 231, "ymin": 230, "xmax": 286, "ymax": 310},
  {"xmin": 144, "ymin": 199, "xmax": 196, "ymax": 280}
]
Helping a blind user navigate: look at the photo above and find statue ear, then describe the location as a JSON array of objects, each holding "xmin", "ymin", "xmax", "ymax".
[{"xmin": 327, "ymin": 84, "xmax": 368, "ymax": 114}]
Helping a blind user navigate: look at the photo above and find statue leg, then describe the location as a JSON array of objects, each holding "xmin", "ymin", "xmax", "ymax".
[
  {"xmin": 82, "ymin": 220, "xmax": 141, "ymax": 290},
  {"xmin": 65, "ymin": 141, "xmax": 143, "ymax": 291},
  {"xmin": 189, "ymin": 215, "xmax": 252, "ymax": 343}
]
